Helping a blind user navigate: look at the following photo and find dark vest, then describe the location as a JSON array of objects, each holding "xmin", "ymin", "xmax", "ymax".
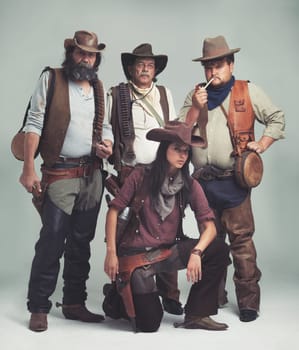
[
  {"xmin": 110, "ymin": 83, "xmax": 170, "ymax": 172},
  {"xmin": 39, "ymin": 69, "xmax": 104, "ymax": 167}
]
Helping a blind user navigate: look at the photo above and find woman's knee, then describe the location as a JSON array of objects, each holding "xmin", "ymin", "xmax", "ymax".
[{"xmin": 134, "ymin": 292, "xmax": 163, "ymax": 332}]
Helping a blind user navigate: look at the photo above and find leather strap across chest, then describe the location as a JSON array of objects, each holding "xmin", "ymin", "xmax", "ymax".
[{"xmin": 221, "ymin": 80, "xmax": 255, "ymax": 156}]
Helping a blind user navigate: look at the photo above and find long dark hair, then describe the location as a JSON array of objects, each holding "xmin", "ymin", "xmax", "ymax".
[{"xmin": 148, "ymin": 140, "xmax": 192, "ymax": 207}]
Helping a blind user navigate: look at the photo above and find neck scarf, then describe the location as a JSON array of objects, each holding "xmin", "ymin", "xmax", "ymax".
[
  {"xmin": 154, "ymin": 171, "xmax": 184, "ymax": 221},
  {"xmin": 129, "ymin": 81, "xmax": 161, "ymax": 112},
  {"xmin": 206, "ymin": 76, "xmax": 235, "ymax": 110}
]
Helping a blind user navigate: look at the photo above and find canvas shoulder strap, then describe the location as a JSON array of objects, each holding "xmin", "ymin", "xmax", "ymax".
[{"xmin": 221, "ymin": 80, "xmax": 255, "ymax": 155}]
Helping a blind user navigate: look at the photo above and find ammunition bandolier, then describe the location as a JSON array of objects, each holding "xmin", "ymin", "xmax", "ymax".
[{"xmin": 109, "ymin": 83, "xmax": 169, "ymax": 172}]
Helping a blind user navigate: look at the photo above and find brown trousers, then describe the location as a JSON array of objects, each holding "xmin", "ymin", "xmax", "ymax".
[{"xmin": 218, "ymin": 193, "xmax": 261, "ymax": 311}]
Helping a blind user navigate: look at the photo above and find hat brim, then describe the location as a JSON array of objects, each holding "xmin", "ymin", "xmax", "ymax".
[
  {"xmin": 64, "ymin": 38, "xmax": 106, "ymax": 53},
  {"xmin": 146, "ymin": 128, "xmax": 205, "ymax": 147},
  {"xmin": 192, "ymin": 48, "xmax": 240, "ymax": 62},
  {"xmin": 121, "ymin": 53, "xmax": 168, "ymax": 80}
]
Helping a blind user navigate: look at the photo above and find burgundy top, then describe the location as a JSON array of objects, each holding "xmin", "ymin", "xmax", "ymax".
[{"xmin": 110, "ymin": 168, "xmax": 215, "ymax": 250}]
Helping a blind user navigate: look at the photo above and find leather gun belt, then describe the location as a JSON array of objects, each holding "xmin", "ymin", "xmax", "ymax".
[{"xmin": 41, "ymin": 158, "xmax": 101, "ymax": 186}]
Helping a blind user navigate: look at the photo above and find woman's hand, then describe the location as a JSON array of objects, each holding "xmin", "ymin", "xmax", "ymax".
[
  {"xmin": 104, "ymin": 252, "xmax": 119, "ymax": 282},
  {"xmin": 186, "ymin": 254, "xmax": 202, "ymax": 283}
]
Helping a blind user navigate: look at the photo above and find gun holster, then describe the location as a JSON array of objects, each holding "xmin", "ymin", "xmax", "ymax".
[{"xmin": 116, "ymin": 248, "xmax": 172, "ymax": 332}]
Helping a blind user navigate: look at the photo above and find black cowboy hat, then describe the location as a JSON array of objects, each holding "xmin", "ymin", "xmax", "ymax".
[{"xmin": 121, "ymin": 43, "xmax": 168, "ymax": 80}]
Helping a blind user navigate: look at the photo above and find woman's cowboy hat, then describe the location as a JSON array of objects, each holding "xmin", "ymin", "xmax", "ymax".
[
  {"xmin": 192, "ymin": 35, "xmax": 240, "ymax": 62},
  {"xmin": 64, "ymin": 30, "xmax": 106, "ymax": 53},
  {"xmin": 146, "ymin": 121, "xmax": 205, "ymax": 147},
  {"xmin": 121, "ymin": 43, "xmax": 168, "ymax": 80}
]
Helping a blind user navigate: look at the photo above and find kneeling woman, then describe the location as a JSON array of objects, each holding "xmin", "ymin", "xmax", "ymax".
[{"xmin": 104, "ymin": 121, "xmax": 230, "ymax": 332}]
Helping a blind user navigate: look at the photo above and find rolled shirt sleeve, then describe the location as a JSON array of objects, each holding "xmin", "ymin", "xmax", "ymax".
[
  {"xmin": 23, "ymin": 70, "xmax": 50, "ymax": 135},
  {"xmin": 248, "ymin": 83, "xmax": 285, "ymax": 140}
]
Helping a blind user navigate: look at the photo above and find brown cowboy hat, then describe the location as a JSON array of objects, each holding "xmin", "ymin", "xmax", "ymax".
[
  {"xmin": 121, "ymin": 43, "xmax": 168, "ymax": 80},
  {"xmin": 192, "ymin": 35, "xmax": 240, "ymax": 62},
  {"xmin": 146, "ymin": 121, "xmax": 205, "ymax": 147},
  {"xmin": 64, "ymin": 30, "xmax": 106, "ymax": 53}
]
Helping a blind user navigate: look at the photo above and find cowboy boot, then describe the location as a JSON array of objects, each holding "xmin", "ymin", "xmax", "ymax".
[
  {"xmin": 56, "ymin": 303, "xmax": 104, "ymax": 323},
  {"xmin": 174, "ymin": 315, "xmax": 228, "ymax": 331},
  {"xmin": 29, "ymin": 313, "xmax": 48, "ymax": 332}
]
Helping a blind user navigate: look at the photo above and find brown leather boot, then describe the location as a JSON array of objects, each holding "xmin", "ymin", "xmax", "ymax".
[
  {"xmin": 56, "ymin": 303, "xmax": 105, "ymax": 323},
  {"xmin": 174, "ymin": 315, "xmax": 228, "ymax": 331},
  {"xmin": 29, "ymin": 313, "xmax": 48, "ymax": 332}
]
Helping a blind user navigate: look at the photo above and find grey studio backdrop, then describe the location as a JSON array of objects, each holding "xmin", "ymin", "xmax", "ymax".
[{"xmin": 1, "ymin": 0, "xmax": 298, "ymax": 349}]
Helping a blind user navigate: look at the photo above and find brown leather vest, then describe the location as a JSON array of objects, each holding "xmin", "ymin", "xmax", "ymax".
[
  {"xmin": 39, "ymin": 69, "xmax": 104, "ymax": 167},
  {"xmin": 226, "ymin": 80, "xmax": 255, "ymax": 155}
]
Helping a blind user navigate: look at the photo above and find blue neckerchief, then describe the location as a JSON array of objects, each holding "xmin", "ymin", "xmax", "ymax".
[{"xmin": 206, "ymin": 76, "xmax": 235, "ymax": 110}]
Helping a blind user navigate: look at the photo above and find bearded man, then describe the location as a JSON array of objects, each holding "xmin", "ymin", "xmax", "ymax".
[{"xmin": 19, "ymin": 30, "xmax": 113, "ymax": 332}]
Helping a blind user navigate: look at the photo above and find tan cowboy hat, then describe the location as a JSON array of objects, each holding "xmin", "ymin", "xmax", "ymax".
[
  {"xmin": 64, "ymin": 30, "xmax": 106, "ymax": 53},
  {"xmin": 121, "ymin": 43, "xmax": 168, "ymax": 80},
  {"xmin": 146, "ymin": 121, "xmax": 205, "ymax": 147},
  {"xmin": 193, "ymin": 35, "xmax": 240, "ymax": 62}
]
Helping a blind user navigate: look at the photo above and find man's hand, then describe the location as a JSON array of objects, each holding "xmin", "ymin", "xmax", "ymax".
[
  {"xmin": 19, "ymin": 170, "xmax": 41, "ymax": 194},
  {"xmin": 96, "ymin": 140, "xmax": 113, "ymax": 159},
  {"xmin": 192, "ymin": 86, "xmax": 208, "ymax": 111},
  {"xmin": 246, "ymin": 141, "xmax": 265, "ymax": 154},
  {"xmin": 247, "ymin": 136, "xmax": 276, "ymax": 154}
]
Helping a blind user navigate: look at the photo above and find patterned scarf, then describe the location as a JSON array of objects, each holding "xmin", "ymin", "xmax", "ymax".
[
  {"xmin": 207, "ymin": 76, "xmax": 235, "ymax": 110},
  {"xmin": 154, "ymin": 171, "xmax": 184, "ymax": 221}
]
